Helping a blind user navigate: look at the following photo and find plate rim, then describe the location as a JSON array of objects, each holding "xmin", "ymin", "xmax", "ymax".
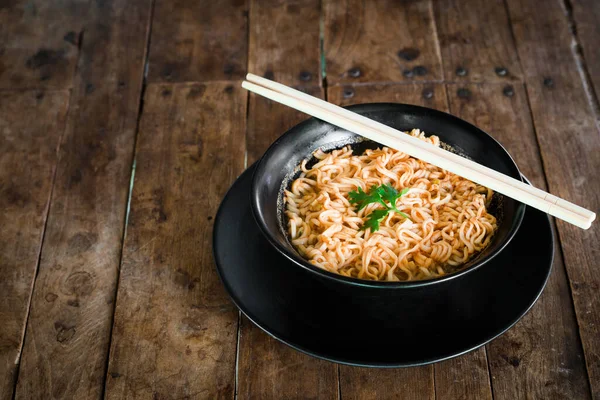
[{"xmin": 213, "ymin": 165, "xmax": 554, "ymax": 367}]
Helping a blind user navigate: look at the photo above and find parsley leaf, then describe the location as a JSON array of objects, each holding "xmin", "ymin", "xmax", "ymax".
[
  {"xmin": 348, "ymin": 185, "xmax": 385, "ymax": 210},
  {"xmin": 377, "ymin": 184, "xmax": 399, "ymax": 205},
  {"xmin": 364, "ymin": 209, "xmax": 389, "ymax": 232},
  {"xmin": 348, "ymin": 184, "xmax": 411, "ymax": 232}
]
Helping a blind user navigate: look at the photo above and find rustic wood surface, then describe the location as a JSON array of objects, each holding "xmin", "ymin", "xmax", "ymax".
[
  {"xmin": 0, "ymin": 0, "xmax": 87, "ymax": 89},
  {"xmin": 147, "ymin": 0, "xmax": 248, "ymax": 83},
  {"xmin": 1, "ymin": 0, "xmax": 599, "ymax": 398},
  {"xmin": 0, "ymin": 90, "xmax": 69, "ymax": 400},
  {"xmin": 10, "ymin": 0, "xmax": 152, "ymax": 398},
  {"xmin": 248, "ymin": 0, "xmax": 322, "ymax": 87},
  {"xmin": 324, "ymin": 0, "xmax": 442, "ymax": 84},
  {"xmin": 105, "ymin": 82, "xmax": 246, "ymax": 399},
  {"xmin": 433, "ymin": 0, "xmax": 523, "ymax": 83},
  {"xmin": 570, "ymin": 0, "xmax": 600, "ymax": 103}
]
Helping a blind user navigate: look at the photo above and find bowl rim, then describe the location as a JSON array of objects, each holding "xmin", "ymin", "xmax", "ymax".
[{"xmin": 251, "ymin": 102, "xmax": 527, "ymax": 289}]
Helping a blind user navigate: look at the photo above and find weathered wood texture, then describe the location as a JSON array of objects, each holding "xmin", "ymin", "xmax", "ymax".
[
  {"xmin": 328, "ymin": 83, "xmax": 445, "ymax": 110},
  {"xmin": 238, "ymin": 317, "xmax": 338, "ymax": 400},
  {"xmin": 571, "ymin": 0, "xmax": 600, "ymax": 101},
  {"xmin": 331, "ymin": 83, "xmax": 471, "ymax": 400},
  {"xmin": 339, "ymin": 364, "xmax": 433, "ymax": 400},
  {"xmin": 0, "ymin": 0, "xmax": 87, "ymax": 89},
  {"xmin": 240, "ymin": 86, "xmax": 339, "ymax": 400},
  {"xmin": 105, "ymin": 82, "xmax": 246, "ymax": 399},
  {"xmin": 148, "ymin": 0, "xmax": 248, "ymax": 83},
  {"xmin": 246, "ymin": 86, "xmax": 323, "ymax": 164},
  {"xmin": 447, "ymin": 83, "xmax": 590, "ymax": 400},
  {"xmin": 13, "ymin": 0, "xmax": 153, "ymax": 398},
  {"xmin": 433, "ymin": 0, "xmax": 522, "ymax": 82},
  {"xmin": 0, "ymin": 90, "xmax": 69, "ymax": 400},
  {"xmin": 506, "ymin": 0, "xmax": 600, "ymax": 397},
  {"xmin": 248, "ymin": 0, "xmax": 321, "ymax": 87},
  {"xmin": 323, "ymin": 0, "xmax": 442, "ymax": 84},
  {"xmin": 434, "ymin": 349, "xmax": 492, "ymax": 400}
]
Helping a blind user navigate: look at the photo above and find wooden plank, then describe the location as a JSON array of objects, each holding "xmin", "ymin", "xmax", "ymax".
[
  {"xmin": 238, "ymin": 317, "xmax": 338, "ymax": 399},
  {"xmin": 104, "ymin": 82, "xmax": 246, "ymax": 399},
  {"xmin": 246, "ymin": 86, "xmax": 323, "ymax": 164},
  {"xmin": 434, "ymin": 350, "xmax": 492, "ymax": 400},
  {"xmin": 328, "ymin": 83, "xmax": 447, "ymax": 110},
  {"xmin": 329, "ymin": 83, "xmax": 450, "ymax": 400},
  {"xmin": 571, "ymin": 0, "xmax": 600, "ymax": 101},
  {"xmin": 239, "ymin": 86, "xmax": 339, "ymax": 399},
  {"xmin": 323, "ymin": 0, "xmax": 442, "ymax": 85},
  {"xmin": 248, "ymin": 0, "xmax": 321, "ymax": 87},
  {"xmin": 0, "ymin": 0, "xmax": 88, "ymax": 89},
  {"xmin": 13, "ymin": 0, "xmax": 153, "ymax": 398},
  {"xmin": 0, "ymin": 90, "xmax": 69, "ymax": 400},
  {"xmin": 148, "ymin": 0, "xmax": 248, "ymax": 83},
  {"xmin": 447, "ymin": 83, "xmax": 591, "ymax": 400},
  {"xmin": 339, "ymin": 366, "xmax": 432, "ymax": 400},
  {"xmin": 506, "ymin": 0, "xmax": 600, "ymax": 397},
  {"xmin": 433, "ymin": 0, "xmax": 522, "ymax": 82}
]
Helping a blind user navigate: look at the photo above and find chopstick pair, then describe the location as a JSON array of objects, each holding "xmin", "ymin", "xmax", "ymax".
[{"xmin": 242, "ymin": 73, "xmax": 596, "ymax": 230}]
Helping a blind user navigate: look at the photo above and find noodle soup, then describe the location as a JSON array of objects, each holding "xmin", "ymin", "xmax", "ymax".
[{"xmin": 284, "ymin": 130, "xmax": 498, "ymax": 281}]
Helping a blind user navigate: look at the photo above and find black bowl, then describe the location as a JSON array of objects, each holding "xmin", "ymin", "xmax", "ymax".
[{"xmin": 251, "ymin": 103, "xmax": 526, "ymax": 287}]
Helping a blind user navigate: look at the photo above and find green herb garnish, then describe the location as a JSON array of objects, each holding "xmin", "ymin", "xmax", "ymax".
[{"xmin": 349, "ymin": 184, "xmax": 411, "ymax": 232}]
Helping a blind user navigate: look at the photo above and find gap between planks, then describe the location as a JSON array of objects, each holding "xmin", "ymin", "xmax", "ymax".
[{"xmin": 100, "ymin": 1, "xmax": 158, "ymax": 397}]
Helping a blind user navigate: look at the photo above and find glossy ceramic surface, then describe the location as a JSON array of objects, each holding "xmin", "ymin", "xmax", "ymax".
[
  {"xmin": 213, "ymin": 165, "xmax": 553, "ymax": 367},
  {"xmin": 251, "ymin": 103, "xmax": 526, "ymax": 287}
]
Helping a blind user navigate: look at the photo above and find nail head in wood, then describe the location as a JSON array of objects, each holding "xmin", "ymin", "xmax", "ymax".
[
  {"xmin": 422, "ymin": 88, "xmax": 434, "ymax": 99},
  {"xmin": 348, "ymin": 67, "xmax": 361, "ymax": 78},
  {"xmin": 299, "ymin": 71, "xmax": 312, "ymax": 81},
  {"xmin": 503, "ymin": 85, "xmax": 515, "ymax": 97},
  {"xmin": 495, "ymin": 67, "xmax": 508, "ymax": 76}
]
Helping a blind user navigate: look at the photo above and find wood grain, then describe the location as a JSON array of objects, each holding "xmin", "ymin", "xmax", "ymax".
[
  {"xmin": 328, "ymin": 83, "xmax": 446, "ymax": 110},
  {"xmin": 248, "ymin": 0, "xmax": 321, "ymax": 87},
  {"xmin": 13, "ymin": 0, "xmax": 153, "ymax": 398},
  {"xmin": 247, "ymin": 86, "xmax": 323, "ymax": 164},
  {"xmin": 506, "ymin": 0, "xmax": 600, "ymax": 397},
  {"xmin": 330, "ymin": 83, "xmax": 486, "ymax": 400},
  {"xmin": 104, "ymin": 82, "xmax": 246, "ymax": 399},
  {"xmin": 0, "ymin": 90, "xmax": 69, "ymax": 400},
  {"xmin": 447, "ymin": 83, "xmax": 591, "ymax": 400},
  {"xmin": 148, "ymin": 0, "xmax": 248, "ymax": 83},
  {"xmin": 434, "ymin": 350, "xmax": 492, "ymax": 400},
  {"xmin": 571, "ymin": 0, "xmax": 600, "ymax": 101},
  {"xmin": 433, "ymin": 0, "xmax": 522, "ymax": 82},
  {"xmin": 238, "ymin": 317, "xmax": 338, "ymax": 400},
  {"xmin": 240, "ymin": 86, "xmax": 339, "ymax": 399},
  {"xmin": 0, "ymin": 0, "xmax": 87, "ymax": 89},
  {"xmin": 323, "ymin": 0, "xmax": 442, "ymax": 84},
  {"xmin": 339, "ymin": 366, "xmax": 433, "ymax": 400}
]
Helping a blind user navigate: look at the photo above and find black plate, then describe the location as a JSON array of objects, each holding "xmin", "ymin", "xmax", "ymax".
[{"xmin": 213, "ymin": 164, "xmax": 554, "ymax": 367}]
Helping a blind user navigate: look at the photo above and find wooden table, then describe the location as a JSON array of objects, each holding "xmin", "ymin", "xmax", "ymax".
[{"xmin": 1, "ymin": 0, "xmax": 599, "ymax": 398}]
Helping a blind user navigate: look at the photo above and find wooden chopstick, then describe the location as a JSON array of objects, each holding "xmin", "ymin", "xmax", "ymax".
[
  {"xmin": 242, "ymin": 77, "xmax": 596, "ymax": 230},
  {"xmin": 246, "ymin": 73, "xmax": 594, "ymax": 225},
  {"xmin": 246, "ymin": 74, "xmax": 595, "ymax": 226}
]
